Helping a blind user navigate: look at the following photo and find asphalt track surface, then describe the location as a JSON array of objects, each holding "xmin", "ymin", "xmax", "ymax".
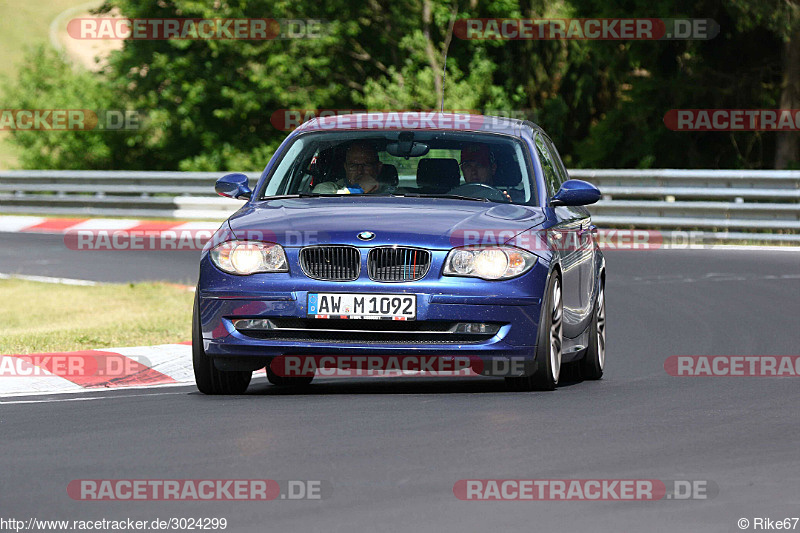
[{"xmin": 1, "ymin": 232, "xmax": 799, "ymax": 532}]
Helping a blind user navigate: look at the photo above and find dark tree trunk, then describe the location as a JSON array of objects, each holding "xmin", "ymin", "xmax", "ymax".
[{"xmin": 775, "ymin": 25, "xmax": 800, "ymax": 169}]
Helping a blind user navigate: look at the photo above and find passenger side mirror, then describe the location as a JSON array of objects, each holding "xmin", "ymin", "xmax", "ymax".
[
  {"xmin": 215, "ymin": 173, "xmax": 252, "ymax": 200},
  {"xmin": 550, "ymin": 179, "xmax": 601, "ymax": 207}
]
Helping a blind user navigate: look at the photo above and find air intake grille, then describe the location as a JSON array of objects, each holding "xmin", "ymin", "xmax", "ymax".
[
  {"xmin": 299, "ymin": 246, "xmax": 360, "ymax": 281},
  {"xmin": 367, "ymin": 247, "xmax": 431, "ymax": 282}
]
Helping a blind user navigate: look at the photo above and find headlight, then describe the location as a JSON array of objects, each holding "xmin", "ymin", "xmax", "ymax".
[
  {"xmin": 443, "ymin": 246, "xmax": 536, "ymax": 280},
  {"xmin": 210, "ymin": 241, "xmax": 288, "ymax": 275}
]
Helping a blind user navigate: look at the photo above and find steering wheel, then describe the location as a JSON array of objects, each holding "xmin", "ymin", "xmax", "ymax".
[{"xmin": 449, "ymin": 183, "xmax": 511, "ymax": 202}]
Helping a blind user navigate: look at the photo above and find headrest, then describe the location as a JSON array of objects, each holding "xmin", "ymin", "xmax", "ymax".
[
  {"xmin": 313, "ymin": 146, "xmax": 346, "ymax": 184},
  {"xmin": 378, "ymin": 164, "xmax": 398, "ymax": 187},
  {"xmin": 493, "ymin": 161, "xmax": 522, "ymax": 187},
  {"xmin": 416, "ymin": 158, "xmax": 461, "ymax": 190}
]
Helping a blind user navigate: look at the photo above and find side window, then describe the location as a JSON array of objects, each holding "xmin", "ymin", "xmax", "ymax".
[
  {"xmin": 534, "ymin": 133, "xmax": 559, "ymax": 197},
  {"xmin": 298, "ymin": 149, "xmax": 322, "ymax": 192},
  {"xmin": 544, "ymin": 135, "xmax": 569, "ymax": 188},
  {"xmin": 262, "ymin": 137, "xmax": 307, "ymax": 197}
]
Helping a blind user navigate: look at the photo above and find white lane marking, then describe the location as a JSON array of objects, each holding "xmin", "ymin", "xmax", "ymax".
[
  {"xmin": 627, "ymin": 273, "xmax": 800, "ymax": 285},
  {"xmin": 0, "ymin": 375, "xmax": 268, "ymax": 403},
  {"xmin": 0, "ymin": 274, "xmax": 194, "ymax": 292},
  {"xmin": 65, "ymin": 219, "xmax": 142, "ymax": 231},
  {"xmin": 0, "ymin": 216, "xmax": 45, "ymax": 232},
  {"xmin": 623, "ymin": 245, "xmax": 800, "ymax": 252},
  {"xmin": 0, "ymin": 390, "xmax": 191, "ymax": 405},
  {"xmin": 0, "ymin": 273, "xmax": 101, "ymax": 286},
  {"xmin": 706, "ymin": 245, "xmax": 800, "ymax": 252},
  {"xmin": 0, "ymin": 380, "xmax": 196, "ymax": 400}
]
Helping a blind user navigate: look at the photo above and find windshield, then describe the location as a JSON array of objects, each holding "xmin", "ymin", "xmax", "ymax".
[{"xmin": 258, "ymin": 131, "xmax": 537, "ymax": 205}]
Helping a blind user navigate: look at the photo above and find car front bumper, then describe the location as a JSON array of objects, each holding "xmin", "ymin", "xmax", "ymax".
[{"xmin": 197, "ymin": 253, "xmax": 550, "ymax": 371}]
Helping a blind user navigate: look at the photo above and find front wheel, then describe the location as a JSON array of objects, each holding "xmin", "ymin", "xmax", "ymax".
[
  {"xmin": 192, "ymin": 292, "xmax": 252, "ymax": 395},
  {"xmin": 506, "ymin": 273, "xmax": 563, "ymax": 391}
]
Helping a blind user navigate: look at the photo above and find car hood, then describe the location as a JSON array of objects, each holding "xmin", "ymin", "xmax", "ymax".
[{"xmin": 228, "ymin": 197, "xmax": 547, "ymax": 250}]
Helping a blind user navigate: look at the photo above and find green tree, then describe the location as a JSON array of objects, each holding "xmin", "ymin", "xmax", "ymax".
[
  {"xmin": 2, "ymin": 0, "xmax": 794, "ymax": 170},
  {"xmin": 728, "ymin": 0, "xmax": 799, "ymax": 168},
  {"xmin": 2, "ymin": 46, "xmax": 140, "ymax": 169},
  {"xmin": 570, "ymin": 0, "xmax": 790, "ymax": 168}
]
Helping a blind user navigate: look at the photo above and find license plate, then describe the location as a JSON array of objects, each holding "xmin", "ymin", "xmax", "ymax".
[{"xmin": 307, "ymin": 293, "xmax": 416, "ymax": 320}]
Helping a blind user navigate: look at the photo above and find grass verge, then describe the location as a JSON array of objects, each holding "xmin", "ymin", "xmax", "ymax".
[{"xmin": 0, "ymin": 279, "xmax": 194, "ymax": 355}]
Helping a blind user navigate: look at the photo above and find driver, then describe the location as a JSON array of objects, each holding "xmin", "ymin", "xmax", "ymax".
[
  {"xmin": 459, "ymin": 143, "xmax": 513, "ymax": 201},
  {"xmin": 313, "ymin": 142, "xmax": 384, "ymax": 194}
]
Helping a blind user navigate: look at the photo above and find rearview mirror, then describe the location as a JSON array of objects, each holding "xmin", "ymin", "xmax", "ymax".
[
  {"xmin": 215, "ymin": 173, "xmax": 252, "ymax": 200},
  {"xmin": 550, "ymin": 179, "xmax": 601, "ymax": 207},
  {"xmin": 386, "ymin": 131, "xmax": 429, "ymax": 157}
]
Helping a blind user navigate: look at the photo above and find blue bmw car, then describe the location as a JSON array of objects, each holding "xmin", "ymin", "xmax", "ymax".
[{"xmin": 193, "ymin": 112, "xmax": 606, "ymax": 394}]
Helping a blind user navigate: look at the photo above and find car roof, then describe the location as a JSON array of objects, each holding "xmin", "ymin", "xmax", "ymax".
[{"xmin": 294, "ymin": 112, "xmax": 538, "ymax": 138}]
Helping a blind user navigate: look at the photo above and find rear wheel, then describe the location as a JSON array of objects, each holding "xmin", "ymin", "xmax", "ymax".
[
  {"xmin": 506, "ymin": 273, "xmax": 563, "ymax": 391},
  {"xmin": 579, "ymin": 280, "xmax": 605, "ymax": 380},
  {"xmin": 192, "ymin": 292, "xmax": 252, "ymax": 395}
]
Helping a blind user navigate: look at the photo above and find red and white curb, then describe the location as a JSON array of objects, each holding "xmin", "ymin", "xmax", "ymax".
[
  {"xmin": 0, "ymin": 215, "xmax": 219, "ymax": 235},
  {"xmin": 1, "ymin": 343, "xmax": 476, "ymax": 398},
  {"xmin": 0, "ymin": 343, "xmax": 206, "ymax": 397}
]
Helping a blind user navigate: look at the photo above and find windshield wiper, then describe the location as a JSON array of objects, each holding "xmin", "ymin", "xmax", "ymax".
[
  {"xmin": 393, "ymin": 193, "xmax": 490, "ymax": 202},
  {"xmin": 261, "ymin": 193, "xmax": 489, "ymax": 202},
  {"xmin": 260, "ymin": 193, "xmax": 338, "ymax": 200}
]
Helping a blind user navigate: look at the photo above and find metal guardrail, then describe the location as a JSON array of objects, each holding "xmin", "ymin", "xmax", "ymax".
[
  {"xmin": 567, "ymin": 170, "xmax": 800, "ymax": 238},
  {"xmin": 1, "ymin": 169, "xmax": 799, "ymax": 242},
  {"xmin": 0, "ymin": 171, "xmax": 258, "ymax": 219}
]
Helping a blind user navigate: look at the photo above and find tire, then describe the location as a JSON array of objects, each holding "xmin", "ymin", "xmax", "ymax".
[
  {"xmin": 266, "ymin": 364, "xmax": 315, "ymax": 387},
  {"xmin": 192, "ymin": 292, "xmax": 252, "ymax": 395},
  {"xmin": 506, "ymin": 272, "xmax": 563, "ymax": 392},
  {"xmin": 579, "ymin": 279, "xmax": 605, "ymax": 380}
]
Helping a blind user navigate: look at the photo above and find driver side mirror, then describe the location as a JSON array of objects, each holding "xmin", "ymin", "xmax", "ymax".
[
  {"xmin": 215, "ymin": 173, "xmax": 252, "ymax": 200},
  {"xmin": 550, "ymin": 179, "xmax": 601, "ymax": 207}
]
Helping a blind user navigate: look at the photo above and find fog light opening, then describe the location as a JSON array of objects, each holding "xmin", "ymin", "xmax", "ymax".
[
  {"xmin": 454, "ymin": 322, "xmax": 499, "ymax": 335},
  {"xmin": 233, "ymin": 318, "xmax": 274, "ymax": 330}
]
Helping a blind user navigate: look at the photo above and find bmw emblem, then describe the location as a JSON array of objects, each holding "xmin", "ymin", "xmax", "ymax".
[{"xmin": 357, "ymin": 231, "xmax": 375, "ymax": 241}]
